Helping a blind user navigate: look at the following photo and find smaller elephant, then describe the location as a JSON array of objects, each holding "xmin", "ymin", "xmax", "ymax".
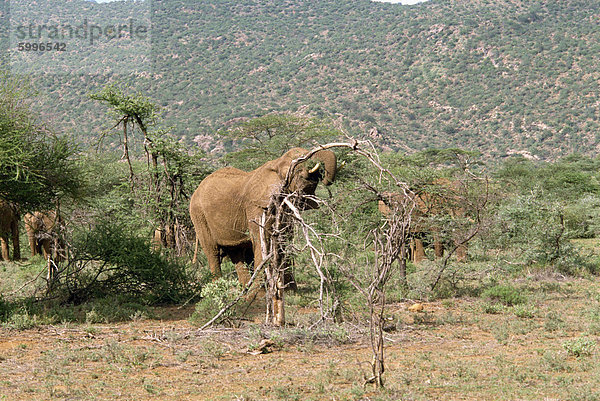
[
  {"xmin": 151, "ymin": 224, "xmax": 178, "ymax": 251},
  {"xmin": 24, "ymin": 211, "xmax": 65, "ymax": 262},
  {"xmin": 379, "ymin": 179, "xmax": 467, "ymax": 263},
  {"xmin": 0, "ymin": 200, "xmax": 20, "ymax": 261},
  {"xmin": 378, "ymin": 191, "xmax": 432, "ymax": 264}
]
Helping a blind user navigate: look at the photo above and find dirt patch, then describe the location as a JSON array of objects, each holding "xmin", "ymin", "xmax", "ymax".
[{"xmin": 1, "ymin": 279, "xmax": 600, "ymax": 400}]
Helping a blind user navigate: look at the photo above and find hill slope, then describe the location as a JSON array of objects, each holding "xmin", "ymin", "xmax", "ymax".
[{"xmin": 18, "ymin": 0, "xmax": 600, "ymax": 159}]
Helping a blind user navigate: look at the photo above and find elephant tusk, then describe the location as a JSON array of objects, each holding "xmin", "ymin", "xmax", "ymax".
[{"xmin": 308, "ymin": 162, "xmax": 321, "ymax": 174}]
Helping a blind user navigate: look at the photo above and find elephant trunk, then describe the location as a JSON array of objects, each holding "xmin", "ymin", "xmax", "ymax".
[{"xmin": 312, "ymin": 150, "xmax": 337, "ymax": 185}]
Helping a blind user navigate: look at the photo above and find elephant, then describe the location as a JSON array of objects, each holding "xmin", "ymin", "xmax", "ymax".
[
  {"xmin": 378, "ymin": 179, "xmax": 467, "ymax": 263},
  {"xmin": 189, "ymin": 147, "xmax": 337, "ymax": 287},
  {"xmin": 0, "ymin": 200, "xmax": 20, "ymax": 261},
  {"xmin": 151, "ymin": 226, "xmax": 175, "ymax": 250},
  {"xmin": 24, "ymin": 211, "xmax": 65, "ymax": 262}
]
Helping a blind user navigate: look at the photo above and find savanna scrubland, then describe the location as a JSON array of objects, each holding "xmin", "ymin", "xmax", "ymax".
[{"xmin": 2, "ymin": 76, "xmax": 600, "ymax": 400}]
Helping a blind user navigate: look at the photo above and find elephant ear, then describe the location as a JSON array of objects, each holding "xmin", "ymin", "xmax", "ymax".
[{"xmin": 266, "ymin": 148, "xmax": 307, "ymax": 181}]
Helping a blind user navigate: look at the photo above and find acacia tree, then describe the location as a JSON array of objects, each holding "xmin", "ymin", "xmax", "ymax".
[
  {"xmin": 0, "ymin": 71, "xmax": 80, "ymax": 212},
  {"xmin": 90, "ymin": 84, "xmax": 207, "ymax": 254},
  {"xmin": 221, "ymin": 112, "xmax": 340, "ymax": 170}
]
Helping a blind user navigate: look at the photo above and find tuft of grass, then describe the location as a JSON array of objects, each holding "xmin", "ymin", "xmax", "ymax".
[
  {"xmin": 481, "ymin": 302, "xmax": 504, "ymax": 314},
  {"xmin": 482, "ymin": 284, "xmax": 527, "ymax": 306},
  {"xmin": 541, "ymin": 351, "xmax": 571, "ymax": 372},
  {"xmin": 513, "ymin": 304, "xmax": 536, "ymax": 318},
  {"xmin": 562, "ymin": 337, "xmax": 596, "ymax": 357},
  {"xmin": 544, "ymin": 311, "xmax": 565, "ymax": 332},
  {"xmin": 200, "ymin": 339, "xmax": 228, "ymax": 359}
]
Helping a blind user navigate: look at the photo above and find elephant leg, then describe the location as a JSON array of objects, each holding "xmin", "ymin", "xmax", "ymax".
[
  {"xmin": 455, "ymin": 241, "xmax": 467, "ymax": 263},
  {"xmin": 191, "ymin": 212, "xmax": 223, "ymax": 277},
  {"xmin": 27, "ymin": 229, "xmax": 37, "ymax": 257},
  {"xmin": 0, "ymin": 236, "xmax": 8, "ymax": 260},
  {"xmin": 11, "ymin": 220, "xmax": 20, "ymax": 261},
  {"xmin": 433, "ymin": 232, "xmax": 443, "ymax": 259},
  {"xmin": 41, "ymin": 239, "xmax": 52, "ymax": 260},
  {"xmin": 235, "ymin": 262, "xmax": 251, "ymax": 287},
  {"xmin": 195, "ymin": 232, "xmax": 222, "ymax": 278},
  {"xmin": 414, "ymin": 238, "xmax": 426, "ymax": 263},
  {"xmin": 205, "ymin": 244, "xmax": 222, "ymax": 279}
]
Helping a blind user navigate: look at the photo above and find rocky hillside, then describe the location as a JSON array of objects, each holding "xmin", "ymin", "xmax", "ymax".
[{"xmin": 13, "ymin": 0, "xmax": 600, "ymax": 159}]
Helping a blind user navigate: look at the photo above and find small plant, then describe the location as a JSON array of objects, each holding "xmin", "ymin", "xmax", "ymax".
[
  {"xmin": 201, "ymin": 340, "xmax": 227, "ymax": 358},
  {"xmin": 176, "ymin": 350, "xmax": 194, "ymax": 363},
  {"xmin": 441, "ymin": 299, "xmax": 455, "ymax": 308},
  {"xmin": 144, "ymin": 384, "xmax": 159, "ymax": 395},
  {"xmin": 563, "ymin": 337, "xmax": 596, "ymax": 357},
  {"xmin": 190, "ymin": 278, "xmax": 242, "ymax": 325},
  {"xmin": 491, "ymin": 322, "xmax": 510, "ymax": 345},
  {"xmin": 513, "ymin": 304, "xmax": 536, "ymax": 318},
  {"xmin": 544, "ymin": 311, "xmax": 565, "ymax": 332},
  {"xmin": 269, "ymin": 334, "xmax": 285, "ymax": 349},
  {"xmin": 130, "ymin": 310, "xmax": 148, "ymax": 322},
  {"xmin": 413, "ymin": 312, "xmax": 436, "ymax": 325},
  {"xmin": 4, "ymin": 308, "xmax": 40, "ymax": 330},
  {"xmin": 322, "ymin": 324, "xmax": 351, "ymax": 344},
  {"xmin": 85, "ymin": 308, "xmax": 103, "ymax": 324},
  {"xmin": 482, "ymin": 302, "xmax": 504, "ymax": 314},
  {"xmin": 541, "ymin": 351, "xmax": 570, "ymax": 372},
  {"xmin": 482, "ymin": 285, "xmax": 527, "ymax": 306}
]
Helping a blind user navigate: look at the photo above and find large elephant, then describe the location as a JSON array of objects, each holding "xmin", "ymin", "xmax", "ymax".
[
  {"xmin": 190, "ymin": 147, "xmax": 337, "ymax": 286},
  {"xmin": 24, "ymin": 211, "xmax": 65, "ymax": 262},
  {"xmin": 378, "ymin": 179, "xmax": 467, "ymax": 263},
  {"xmin": 0, "ymin": 200, "xmax": 20, "ymax": 261}
]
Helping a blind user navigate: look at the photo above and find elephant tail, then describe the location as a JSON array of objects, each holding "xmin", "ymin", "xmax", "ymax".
[{"xmin": 192, "ymin": 236, "xmax": 199, "ymax": 264}]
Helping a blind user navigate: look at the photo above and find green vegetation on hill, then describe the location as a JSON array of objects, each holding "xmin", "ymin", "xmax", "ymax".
[{"xmin": 17, "ymin": 0, "xmax": 600, "ymax": 159}]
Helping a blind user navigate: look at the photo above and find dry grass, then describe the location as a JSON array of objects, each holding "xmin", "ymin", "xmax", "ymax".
[{"xmin": 1, "ymin": 277, "xmax": 600, "ymax": 400}]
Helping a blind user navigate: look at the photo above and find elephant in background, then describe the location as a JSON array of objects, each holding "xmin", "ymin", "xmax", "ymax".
[
  {"xmin": 0, "ymin": 200, "xmax": 20, "ymax": 261},
  {"xmin": 190, "ymin": 147, "xmax": 337, "ymax": 287},
  {"xmin": 378, "ymin": 179, "xmax": 467, "ymax": 263},
  {"xmin": 24, "ymin": 211, "xmax": 65, "ymax": 262}
]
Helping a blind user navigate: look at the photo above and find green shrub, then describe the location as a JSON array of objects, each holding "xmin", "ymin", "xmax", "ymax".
[
  {"xmin": 0, "ymin": 296, "xmax": 12, "ymax": 322},
  {"xmin": 56, "ymin": 220, "xmax": 200, "ymax": 305},
  {"xmin": 489, "ymin": 192, "xmax": 596, "ymax": 275},
  {"xmin": 190, "ymin": 278, "xmax": 242, "ymax": 325},
  {"xmin": 3, "ymin": 307, "xmax": 42, "ymax": 330},
  {"xmin": 482, "ymin": 285, "xmax": 527, "ymax": 306},
  {"xmin": 544, "ymin": 311, "xmax": 565, "ymax": 332}
]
